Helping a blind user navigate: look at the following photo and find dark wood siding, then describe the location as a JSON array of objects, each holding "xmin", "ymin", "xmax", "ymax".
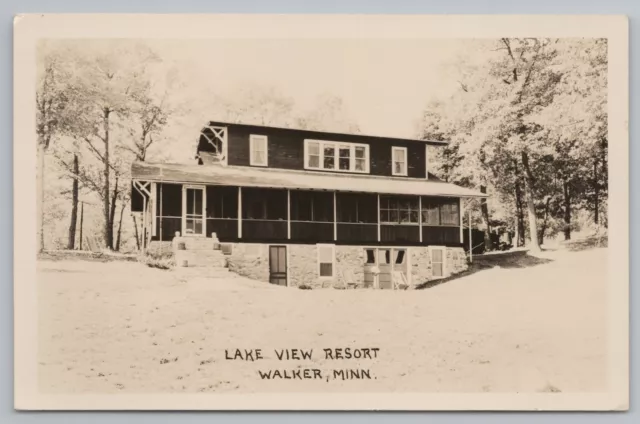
[
  {"xmin": 290, "ymin": 222, "xmax": 334, "ymax": 243},
  {"xmin": 422, "ymin": 226, "xmax": 460, "ymax": 245},
  {"xmin": 219, "ymin": 122, "xmax": 427, "ymax": 179},
  {"xmin": 380, "ymin": 225, "xmax": 421, "ymax": 243}
]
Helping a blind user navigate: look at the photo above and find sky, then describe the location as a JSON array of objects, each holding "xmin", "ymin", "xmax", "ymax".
[{"xmin": 148, "ymin": 38, "xmax": 491, "ymax": 139}]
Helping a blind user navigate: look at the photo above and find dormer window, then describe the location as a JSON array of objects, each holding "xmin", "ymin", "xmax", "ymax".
[
  {"xmin": 198, "ymin": 125, "xmax": 228, "ymax": 165},
  {"xmin": 304, "ymin": 139, "xmax": 369, "ymax": 174},
  {"xmin": 250, "ymin": 134, "xmax": 268, "ymax": 166},
  {"xmin": 392, "ymin": 146, "xmax": 407, "ymax": 176}
]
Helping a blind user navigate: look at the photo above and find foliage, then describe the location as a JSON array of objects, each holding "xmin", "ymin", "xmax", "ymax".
[
  {"xmin": 138, "ymin": 250, "xmax": 175, "ymax": 270},
  {"xmin": 37, "ymin": 40, "xmax": 361, "ymax": 252},
  {"xmin": 420, "ymin": 38, "xmax": 607, "ymax": 248}
]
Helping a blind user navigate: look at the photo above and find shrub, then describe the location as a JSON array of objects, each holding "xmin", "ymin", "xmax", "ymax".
[{"xmin": 138, "ymin": 250, "xmax": 175, "ymax": 270}]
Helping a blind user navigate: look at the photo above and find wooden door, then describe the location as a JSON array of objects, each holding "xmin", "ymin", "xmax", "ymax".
[
  {"xmin": 269, "ymin": 245, "xmax": 287, "ymax": 286},
  {"xmin": 432, "ymin": 248, "xmax": 444, "ymax": 278},
  {"xmin": 377, "ymin": 248, "xmax": 393, "ymax": 289}
]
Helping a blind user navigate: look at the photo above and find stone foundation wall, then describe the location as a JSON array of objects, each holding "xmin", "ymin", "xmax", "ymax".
[
  {"xmin": 226, "ymin": 243, "xmax": 270, "ymax": 283},
  {"xmin": 410, "ymin": 246, "xmax": 468, "ymax": 286},
  {"xmin": 288, "ymin": 244, "xmax": 321, "ymax": 288},
  {"xmin": 224, "ymin": 243, "xmax": 468, "ymax": 288},
  {"xmin": 446, "ymin": 247, "xmax": 468, "ymax": 276}
]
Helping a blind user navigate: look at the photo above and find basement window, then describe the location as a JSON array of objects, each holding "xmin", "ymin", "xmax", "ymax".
[{"xmin": 317, "ymin": 244, "xmax": 335, "ymax": 278}]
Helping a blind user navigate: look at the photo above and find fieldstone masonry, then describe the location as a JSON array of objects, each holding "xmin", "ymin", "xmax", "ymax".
[
  {"xmin": 224, "ymin": 242, "xmax": 468, "ymax": 289},
  {"xmin": 226, "ymin": 243, "xmax": 270, "ymax": 283}
]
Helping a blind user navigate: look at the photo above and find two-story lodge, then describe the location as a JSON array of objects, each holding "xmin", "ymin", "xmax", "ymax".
[{"xmin": 131, "ymin": 121, "xmax": 486, "ymax": 289}]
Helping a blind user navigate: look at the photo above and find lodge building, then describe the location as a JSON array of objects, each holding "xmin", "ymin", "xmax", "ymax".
[{"xmin": 131, "ymin": 121, "xmax": 486, "ymax": 289}]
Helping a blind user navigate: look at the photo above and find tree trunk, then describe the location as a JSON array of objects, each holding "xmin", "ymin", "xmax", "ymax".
[
  {"xmin": 67, "ymin": 153, "xmax": 79, "ymax": 250},
  {"xmin": 593, "ymin": 158, "xmax": 599, "ymax": 225},
  {"xmin": 102, "ymin": 108, "xmax": 112, "ymax": 249},
  {"xmin": 563, "ymin": 179, "xmax": 571, "ymax": 240},
  {"xmin": 480, "ymin": 185, "xmax": 491, "ymax": 251},
  {"xmin": 79, "ymin": 202, "xmax": 84, "ymax": 250},
  {"xmin": 514, "ymin": 162, "xmax": 525, "ymax": 247},
  {"xmin": 109, "ymin": 177, "xmax": 119, "ymax": 249},
  {"xmin": 133, "ymin": 214, "xmax": 140, "ymax": 251},
  {"xmin": 538, "ymin": 196, "xmax": 552, "ymax": 245},
  {"xmin": 115, "ymin": 200, "xmax": 126, "ymax": 251},
  {"xmin": 37, "ymin": 143, "xmax": 46, "ymax": 252},
  {"xmin": 521, "ymin": 151, "xmax": 541, "ymax": 251}
]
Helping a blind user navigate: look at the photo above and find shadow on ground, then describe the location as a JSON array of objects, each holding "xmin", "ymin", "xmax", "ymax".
[
  {"xmin": 415, "ymin": 250, "xmax": 553, "ymax": 290},
  {"xmin": 561, "ymin": 235, "xmax": 608, "ymax": 252}
]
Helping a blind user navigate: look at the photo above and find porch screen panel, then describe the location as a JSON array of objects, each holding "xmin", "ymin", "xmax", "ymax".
[{"xmin": 161, "ymin": 184, "xmax": 182, "ymax": 217}]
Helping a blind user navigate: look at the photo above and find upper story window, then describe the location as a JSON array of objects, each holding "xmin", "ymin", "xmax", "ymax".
[
  {"xmin": 250, "ymin": 134, "xmax": 268, "ymax": 166},
  {"xmin": 304, "ymin": 139, "xmax": 369, "ymax": 173},
  {"xmin": 392, "ymin": 146, "xmax": 408, "ymax": 176}
]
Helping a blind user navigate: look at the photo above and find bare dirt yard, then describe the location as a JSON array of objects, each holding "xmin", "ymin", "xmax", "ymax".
[{"xmin": 37, "ymin": 247, "xmax": 607, "ymax": 394}]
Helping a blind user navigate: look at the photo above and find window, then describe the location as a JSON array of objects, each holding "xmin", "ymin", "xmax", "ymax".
[
  {"xmin": 317, "ymin": 244, "xmax": 335, "ymax": 278},
  {"xmin": 421, "ymin": 200, "xmax": 440, "ymax": 225},
  {"xmin": 207, "ymin": 186, "xmax": 238, "ymax": 219},
  {"xmin": 336, "ymin": 193, "xmax": 377, "ymax": 223},
  {"xmin": 430, "ymin": 247, "xmax": 445, "ymax": 278},
  {"xmin": 305, "ymin": 140, "xmax": 369, "ymax": 173},
  {"xmin": 392, "ymin": 147, "xmax": 407, "ymax": 176},
  {"xmin": 365, "ymin": 249, "xmax": 376, "ymax": 264},
  {"xmin": 290, "ymin": 191, "xmax": 333, "ymax": 222},
  {"xmin": 440, "ymin": 202, "xmax": 460, "ymax": 226},
  {"xmin": 421, "ymin": 197, "xmax": 460, "ymax": 227},
  {"xmin": 250, "ymin": 135, "xmax": 268, "ymax": 166},
  {"xmin": 379, "ymin": 196, "xmax": 419, "ymax": 225},
  {"xmin": 242, "ymin": 188, "xmax": 287, "ymax": 220}
]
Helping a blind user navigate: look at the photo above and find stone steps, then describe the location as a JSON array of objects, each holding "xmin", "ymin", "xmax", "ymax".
[{"xmin": 173, "ymin": 236, "xmax": 218, "ymax": 251}]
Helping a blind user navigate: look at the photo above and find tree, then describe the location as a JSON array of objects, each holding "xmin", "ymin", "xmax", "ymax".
[
  {"xmin": 420, "ymin": 38, "xmax": 607, "ymax": 250},
  {"xmin": 36, "ymin": 45, "xmax": 75, "ymax": 251},
  {"xmin": 60, "ymin": 41, "xmax": 160, "ymax": 249}
]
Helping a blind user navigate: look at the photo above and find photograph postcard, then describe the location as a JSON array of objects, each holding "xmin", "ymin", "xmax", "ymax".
[{"xmin": 13, "ymin": 14, "xmax": 629, "ymax": 411}]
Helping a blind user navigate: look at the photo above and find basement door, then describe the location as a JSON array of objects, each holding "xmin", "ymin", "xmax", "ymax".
[{"xmin": 269, "ymin": 245, "xmax": 287, "ymax": 286}]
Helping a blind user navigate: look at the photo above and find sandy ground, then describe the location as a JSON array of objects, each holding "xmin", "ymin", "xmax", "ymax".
[{"xmin": 37, "ymin": 248, "xmax": 607, "ymax": 394}]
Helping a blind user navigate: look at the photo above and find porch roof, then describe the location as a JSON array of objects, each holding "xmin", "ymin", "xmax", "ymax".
[{"xmin": 131, "ymin": 161, "xmax": 487, "ymax": 198}]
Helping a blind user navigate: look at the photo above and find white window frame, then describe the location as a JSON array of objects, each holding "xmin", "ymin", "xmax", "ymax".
[
  {"xmin": 392, "ymin": 146, "xmax": 408, "ymax": 176},
  {"xmin": 429, "ymin": 246, "xmax": 447, "ymax": 279},
  {"xmin": 304, "ymin": 139, "xmax": 369, "ymax": 174},
  {"xmin": 249, "ymin": 134, "xmax": 268, "ymax": 167},
  {"xmin": 317, "ymin": 243, "xmax": 336, "ymax": 279}
]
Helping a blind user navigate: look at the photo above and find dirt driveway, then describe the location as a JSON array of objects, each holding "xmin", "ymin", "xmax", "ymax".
[{"xmin": 37, "ymin": 248, "xmax": 607, "ymax": 394}]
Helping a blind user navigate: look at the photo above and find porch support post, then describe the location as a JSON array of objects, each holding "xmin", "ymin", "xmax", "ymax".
[
  {"xmin": 459, "ymin": 197, "xmax": 464, "ymax": 243},
  {"xmin": 468, "ymin": 206, "xmax": 473, "ymax": 263},
  {"xmin": 287, "ymin": 189, "xmax": 291, "ymax": 240},
  {"xmin": 418, "ymin": 196, "xmax": 423, "ymax": 243},
  {"xmin": 333, "ymin": 191, "xmax": 337, "ymax": 241},
  {"xmin": 159, "ymin": 183, "xmax": 163, "ymax": 245},
  {"xmin": 377, "ymin": 194, "xmax": 381, "ymax": 242},
  {"xmin": 238, "ymin": 186, "xmax": 243, "ymax": 239}
]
